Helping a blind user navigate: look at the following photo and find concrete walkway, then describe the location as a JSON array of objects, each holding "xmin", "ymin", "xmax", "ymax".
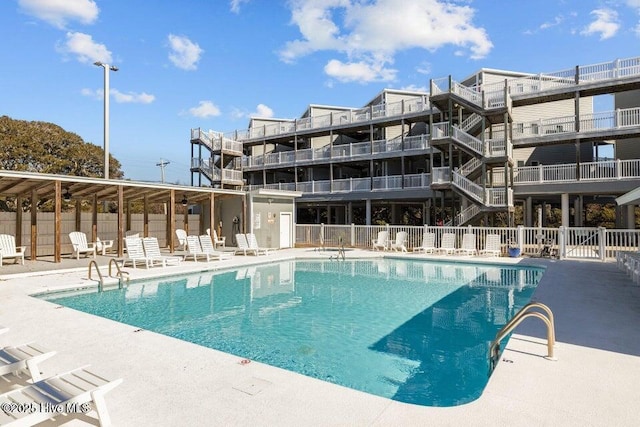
[{"xmin": 0, "ymin": 250, "xmax": 638, "ymax": 426}]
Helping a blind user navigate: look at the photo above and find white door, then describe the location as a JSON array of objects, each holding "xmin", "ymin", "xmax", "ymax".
[{"xmin": 279, "ymin": 213, "xmax": 291, "ymax": 248}]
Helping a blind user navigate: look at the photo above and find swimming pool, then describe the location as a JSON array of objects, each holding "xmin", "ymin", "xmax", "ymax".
[{"xmin": 42, "ymin": 259, "xmax": 543, "ymax": 406}]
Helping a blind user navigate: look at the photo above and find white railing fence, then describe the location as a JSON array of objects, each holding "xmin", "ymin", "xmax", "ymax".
[{"xmin": 295, "ymin": 224, "xmax": 640, "ymax": 261}]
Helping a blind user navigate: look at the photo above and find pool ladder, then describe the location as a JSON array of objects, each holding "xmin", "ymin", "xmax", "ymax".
[
  {"xmin": 489, "ymin": 302, "xmax": 557, "ymax": 375},
  {"xmin": 88, "ymin": 259, "xmax": 130, "ymax": 292},
  {"xmin": 329, "ymin": 243, "xmax": 346, "ymax": 261}
]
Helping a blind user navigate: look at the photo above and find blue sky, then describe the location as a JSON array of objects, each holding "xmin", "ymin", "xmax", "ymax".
[{"xmin": 1, "ymin": 0, "xmax": 639, "ymax": 184}]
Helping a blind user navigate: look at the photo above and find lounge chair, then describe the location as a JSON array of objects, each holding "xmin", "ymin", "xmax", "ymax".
[
  {"xmin": 175, "ymin": 228, "xmax": 188, "ymax": 251},
  {"xmin": 207, "ymin": 228, "xmax": 226, "ymax": 249},
  {"xmin": 435, "ymin": 233, "xmax": 456, "ymax": 255},
  {"xmin": 0, "ymin": 342, "xmax": 56, "ymax": 382},
  {"xmin": 69, "ymin": 231, "xmax": 97, "ymax": 260},
  {"xmin": 142, "ymin": 237, "xmax": 182, "ymax": 267},
  {"xmin": 246, "ymin": 233, "xmax": 271, "ymax": 255},
  {"xmin": 0, "ymin": 366, "xmax": 123, "ymax": 427},
  {"xmin": 198, "ymin": 235, "xmax": 233, "ymax": 260},
  {"xmin": 234, "ymin": 234, "xmax": 256, "ymax": 256},
  {"xmin": 479, "ymin": 234, "xmax": 501, "ymax": 257},
  {"xmin": 96, "ymin": 237, "xmax": 114, "ymax": 255},
  {"xmin": 0, "ymin": 234, "xmax": 26, "ymax": 266},
  {"xmin": 389, "ymin": 231, "xmax": 408, "ymax": 252},
  {"xmin": 455, "ymin": 233, "xmax": 477, "ymax": 256},
  {"xmin": 185, "ymin": 235, "xmax": 211, "ymax": 262},
  {"xmin": 413, "ymin": 232, "xmax": 436, "ymax": 254},
  {"xmin": 371, "ymin": 231, "xmax": 389, "ymax": 251},
  {"xmin": 123, "ymin": 236, "xmax": 152, "ymax": 268}
]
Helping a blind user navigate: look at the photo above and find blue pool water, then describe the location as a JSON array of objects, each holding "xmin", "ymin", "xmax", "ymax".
[{"xmin": 42, "ymin": 259, "xmax": 543, "ymax": 406}]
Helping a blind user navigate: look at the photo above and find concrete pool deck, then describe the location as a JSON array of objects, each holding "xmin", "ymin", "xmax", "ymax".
[{"xmin": 0, "ymin": 249, "xmax": 639, "ymax": 426}]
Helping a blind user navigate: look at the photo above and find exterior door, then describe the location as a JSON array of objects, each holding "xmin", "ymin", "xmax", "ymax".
[{"xmin": 279, "ymin": 212, "xmax": 291, "ymax": 248}]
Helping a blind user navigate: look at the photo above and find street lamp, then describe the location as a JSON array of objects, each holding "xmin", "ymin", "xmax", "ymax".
[{"xmin": 94, "ymin": 61, "xmax": 118, "ymax": 179}]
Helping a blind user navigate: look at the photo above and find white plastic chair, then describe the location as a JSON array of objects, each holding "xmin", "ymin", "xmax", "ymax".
[
  {"xmin": 413, "ymin": 232, "xmax": 436, "ymax": 254},
  {"xmin": 199, "ymin": 235, "xmax": 233, "ymax": 260},
  {"xmin": 371, "ymin": 231, "xmax": 389, "ymax": 251},
  {"xmin": 479, "ymin": 234, "xmax": 501, "ymax": 257},
  {"xmin": 455, "ymin": 233, "xmax": 477, "ymax": 256},
  {"xmin": 175, "ymin": 229, "xmax": 188, "ymax": 251},
  {"xmin": 0, "ymin": 234, "xmax": 26, "ymax": 266},
  {"xmin": 69, "ymin": 231, "xmax": 96, "ymax": 260},
  {"xmin": 246, "ymin": 233, "xmax": 270, "ymax": 255},
  {"xmin": 435, "ymin": 233, "xmax": 456, "ymax": 255},
  {"xmin": 142, "ymin": 237, "xmax": 182, "ymax": 267},
  {"xmin": 390, "ymin": 231, "xmax": 408, "ymax": 252}
]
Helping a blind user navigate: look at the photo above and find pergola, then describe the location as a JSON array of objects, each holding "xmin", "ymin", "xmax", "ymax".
[{"xmin": 0, "ymin": 170, "xmax": 246, "ymax": 262}]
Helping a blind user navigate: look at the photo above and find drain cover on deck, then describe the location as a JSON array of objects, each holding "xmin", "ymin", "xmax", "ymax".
[{"xmin": 232, "ymin": 377, "xmax": 272, "ymax": 396}]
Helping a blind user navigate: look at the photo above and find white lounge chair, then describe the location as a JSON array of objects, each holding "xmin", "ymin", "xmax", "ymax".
[
  {"xmin": 199, "ymin": 235, "xmax": 233, "ymax": 260},
  {"xmin": 142, "ymin": 237, "xmax": 182, "ymax": 267},
  {"xmin": 234, "ymin": 234, "xmax": 256, "ymax": 256},
  {"xmin": 186, "ymin": 235, "xmax": 211, "ymax": 262},
  {"xmin": 455, "ymin": 233, "xmax": 477, "ymax": 256},
  {"xmin": 246, "ymin": 233, "xmax": 271, "ymax": 255},
  {"xmin": 207, "ymin": 228, "xmax": 226, "ymax": 249},
  {"xmin": 390, "ymin": 231, "xmax": 408, "ymax": 252},
  {"xmin": 123, "ymin": 236, "xmax": 152, "ymax": 268},
  {"xmin": 413, "ymin": 232, "xmax": 436, "ymax": 254},
  {"xmin": 69, "ymin": 231, "xmax": 97, "ymax": 260},
  {"xmin": 435, "ymin": 233, "xmax": 456, "ymax": 255},
  {"xmin": 0, "ymin": 342, "xmax": 56, "ymax": 382},
  {"xmin": 0, "ymin": 234, "xmax": 26, "ymax": 266},
  {"xmin": 371, "ymin": 231, "xmax": 389, "ymax": 251},
  {"xmin": 0, "ymin": 366, "xmax": 123, "ymax": 427},
  {"xmin": 96, "ymin": 237, "xmax": 114, "ymax": 255},
  {"xmin": 479, "ymin": 234, "xmax": 502, "ymax": 257},
  {"xmin": 175, "ymin": 228, "xmax": 188, "ymax": 251}
]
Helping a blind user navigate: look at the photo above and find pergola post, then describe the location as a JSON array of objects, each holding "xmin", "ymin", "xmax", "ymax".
[
  {"xmin": 15, "ymin": 195, "xmax": 22, "ymax": 248},
  {"xmin": 117, "ymin": 185, "xmax": 124, "ymax": 257},
  {"xmin": 168, "ymin": 190, "xmax": 176, "ymax": 253},
  {"xmin": 54, "ymin": 180, "xmax": 61, "ymax": 263},
  {"xmin": 143, "ymin": 194, "xmax": 149, "ymax": 239},
  {"xmin": 209, "ymin": 193, "xmax": 215, "ymax": 236},
  {"xmin": 92, "ymin": 195, "xmax": 98, "ymax": 242},
  {"xmin": 30, "ymin": 189, "xmax": 37, "ymax": 261}
]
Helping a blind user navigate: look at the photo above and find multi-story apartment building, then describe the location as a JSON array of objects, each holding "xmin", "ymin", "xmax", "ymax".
[{"xmin": 190, "ymin": 56, "xmax": 640, "ymax": 227}]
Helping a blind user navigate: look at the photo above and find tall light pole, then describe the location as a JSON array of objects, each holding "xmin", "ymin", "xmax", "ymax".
[{"xmin": 94, "ymin": 61, "xmax": 118, "ymax": 179}]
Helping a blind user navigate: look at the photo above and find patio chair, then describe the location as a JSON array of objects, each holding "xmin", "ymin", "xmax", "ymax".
[
  {"xmin": 455, "ymin": 233, "xmax": 477, "ymax": 256},
  {"xmin": 234, "ymin": 234, "xmax": 256, "ymax": 256},
  {"xmin": 175, "ymin": 228, "xmax": 188, "ymax": 251},
  {"xmin": 435, "ymin": 233, "xmax": 456, "ymax": 255},
  {"xmin": 185, "ymin": 235, "xmax": 211, "ymax": 262},
  {"xmin": 0, "ymin": 366, "xmax": 122, "ymax": 427},
  {"xmin": 246, "ymin": 233, "xmax": 271, "ymax": 255},
  {"xmin": 96, "ymin": 237, "xmax": 114, "ymax": 255},
  {"xmin": 389, "ymin": 231, "xmax": 408, "ymax": 252},
  {"xmin": 123, "ymin": 236, "xmax": 152, "ymax": 269},
  {"xmin": 413, "ymin": 232, "xmax": 436, "ymax": 254},
  {"xmin": 199, "ymin": 235, "xmax": 233, "ymax": 260},
  {"xmin": 479, "ymin": 234, "xmax": 501, "ymax": 257},
  {"xmin": 0, "ymin": 234, "xmax": 26, "ymax": 266},
  {"xmin": 69, "ymin": 231, "xmax": 97, "ymax": 260},
  {"xmin": 371, "ymin": 231, "xmax": 389, "ymax": 251},
  {"xmin": 0, "ymin": 342, "xmax": 56, "ymax": 382},
  {"xmin": 212, "ymin": 229, "xmax": 226, "ymax": 249},
  {"xmin": 142, "ymin": 237, "xmax": 182, "ymax": 267}
]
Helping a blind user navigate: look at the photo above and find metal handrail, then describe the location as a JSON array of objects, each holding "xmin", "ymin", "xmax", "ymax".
[
  {"xmin": 108, "ymin": 258, "xmax": 129, "ymax": 290},
  {"xmin": 88, "ymin": 260, "xmax": 105, "ymax": 292},
  {"xmin": 489, "ymin": 302, "xmax": 556, "ymax": 374}
]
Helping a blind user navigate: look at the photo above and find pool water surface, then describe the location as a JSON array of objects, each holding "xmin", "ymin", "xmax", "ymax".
[{"xmin": 42, "ymin": 259, "xmax": 543, "ymax": 406}]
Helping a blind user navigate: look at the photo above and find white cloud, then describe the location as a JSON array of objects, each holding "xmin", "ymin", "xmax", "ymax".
[
  {"xmin": 540, "ymin": 15, "xmax": 564, "ymax": 30},
  {"xmin": 232, "ymin": 104, "xmax": 275, "ymax": 119},
  {"xmin": 111, "ymin": 90, "xmax": 155, "ymax": 104},
  {"xmin": 188, "ymin": 101, "xmax": 221, "ymax": 118},
  {"xmin": 279, "ymin": 0, "xmax": 492, "ymax": 83},
  {"xmin": 416, "ymin": 61, "xmax": 431, "ymax": 75},
  {"xmin": 253, "ymin": 104, "xmax": 274, "ymax": 118},
  {"xmin": 230, "ymin": 0, "xmax": 250, "ymax": 14},
  {"xmin": 626, "ymin": 1, "xmax": 640, "ymax": 9},
  {"xmin": 400, "ymin": 84, "xmax": 428, "ymax": 92},
  {"xmin": 324, "ymin": 59, "xmax": 396, "ymax": 83},
  {"xmin": 58, "ymin": 31, "xmax": 112, "ymax": 64},
  {"xmin": 581, "ymin": 9, "xmax": 620, "ymax": 40},
  {"xmin": 81, "ymin": 88, "xmax": 155, "ymax": 104},
  {"xmin": 167, "ymin": 34, "xmax": 203, "ymax": 71},
  {"xmin": 19, "ymin": 0, "xmax": 99, "ymax": 28}
]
